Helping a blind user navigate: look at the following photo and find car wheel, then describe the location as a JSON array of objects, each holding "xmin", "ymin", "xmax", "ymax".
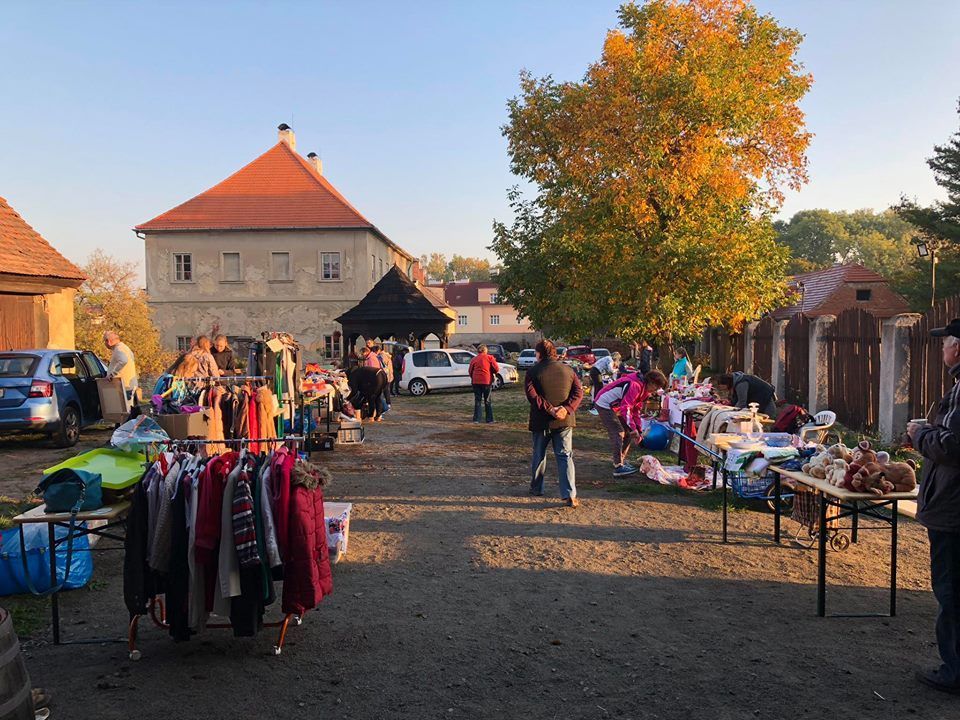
[
  {"xmin": 492, "ymin": 374, "xmax": 504, "ymax": 391},
  {"xmin": 55, "ymin": 406, "xmax": 81, "ymax": 448},
  {"xmin": 408, "ymin": 379, "xmax": 429, "ymax": 397}
]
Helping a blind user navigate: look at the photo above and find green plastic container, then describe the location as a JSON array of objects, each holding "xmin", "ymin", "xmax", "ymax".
[{"xmin": 43, "ymin": 448, "xmax": 146, "ymax": 492}]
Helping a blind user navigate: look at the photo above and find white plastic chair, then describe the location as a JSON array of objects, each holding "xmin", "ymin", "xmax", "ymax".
[{"xmin": 799, "ymin": 410, "xmax": 837, "ymax": 443}]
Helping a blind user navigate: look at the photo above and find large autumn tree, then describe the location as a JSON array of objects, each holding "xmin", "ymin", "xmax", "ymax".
[
  {"xmin": 491, "ymin": 0, "xmax": 812, "ymax": 341},
  {"xmin": 74, "ymin": 250, "xmax": 171, "ymax": 375}
]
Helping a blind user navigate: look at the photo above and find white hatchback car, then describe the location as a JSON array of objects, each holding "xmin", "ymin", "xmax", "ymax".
[
  {"xmin": 401, "ymin": 349, "xmax": 519, "ymax": 397},
  {"xmin": 516, "ymin": 349, "xmax": 537, "ymax": 369}
]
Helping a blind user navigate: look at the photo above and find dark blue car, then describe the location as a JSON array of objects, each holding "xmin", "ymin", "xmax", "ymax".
[{"xmin": 0, "ymin": 349, "xmax": 106, "ymax": 447}]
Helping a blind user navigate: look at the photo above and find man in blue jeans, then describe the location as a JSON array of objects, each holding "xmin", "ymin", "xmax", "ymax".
[
  {"xmin": 525, "ymin": 339, "xmax": 584, "ymax": 507},
  {"xmin": 908, "ymin": 318, "xmax": 960, "ymax": 694}
]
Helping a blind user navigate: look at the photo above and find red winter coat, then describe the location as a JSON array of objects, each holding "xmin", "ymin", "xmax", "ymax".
[
  {"xmin": 468, "ymin": 353, "xmax": 500, "ymax": 386},
  {"xmin": 281, "ymin": 481, "xmax": 333, "ymax": 615}
]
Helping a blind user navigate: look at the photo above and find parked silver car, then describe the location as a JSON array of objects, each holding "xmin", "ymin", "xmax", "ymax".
[{"xmin": 0, "ymin": 349, "xmax": 107, "ymax": 446}]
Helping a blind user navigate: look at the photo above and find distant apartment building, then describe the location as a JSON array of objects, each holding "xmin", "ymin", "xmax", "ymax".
[{"xmin": 442, "ymin": 280, "xmax": 539, "ymax": 347}]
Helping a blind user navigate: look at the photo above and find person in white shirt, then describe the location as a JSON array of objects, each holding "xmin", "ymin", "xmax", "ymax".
[
  {"xmin": 104, "ymin": 330, "xmax": 139, "ymax": 401},
  {"xmin": 588, "ymin": 352, "xmax": 621, "ymax": 411}
]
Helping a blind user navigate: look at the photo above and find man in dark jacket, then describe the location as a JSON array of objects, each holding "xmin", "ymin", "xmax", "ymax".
[
  {"xmin": 909, "ymin": 318, "xmax": 960, "ymax": 694},
  {"xmin": 525, "ymin": 340, "xmax": 584, "ymax": 507},
  {"xmin": 715, "ymin": 371, "xmax": 777, "ymax": 417},
  {"xmin": 638, "ymin": 341, "xmax": 654, "ymax": 375}
]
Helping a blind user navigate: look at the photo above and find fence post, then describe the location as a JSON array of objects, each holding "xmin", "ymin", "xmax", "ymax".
[
  {"xmin": 808, "ymin": 315, "xmax": 834, "ymax": 414},
  {"xmin": 879, "ymin": 313, "xmax": 922, "ymax": 443},
  {"xmin": 772, "ymin": 319, "xmax": 788, "ymax": 399},
  {"xmin": 743, "ymin": 321, "xmax": 758, "ymax": 372}
]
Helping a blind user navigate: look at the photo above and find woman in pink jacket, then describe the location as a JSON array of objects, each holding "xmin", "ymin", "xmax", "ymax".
[{"xmin": 593, "ymin": 369, "xmax": 668, "ymax": 477}]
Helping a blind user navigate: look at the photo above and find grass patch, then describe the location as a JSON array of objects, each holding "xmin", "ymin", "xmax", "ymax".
[
  {"xmin": 7, "ymin": 596, "xmax": 49, "ymax": 638},
  {"xmin": 0, "ymin": 496, "xmax": 40, "ymax": 531}
]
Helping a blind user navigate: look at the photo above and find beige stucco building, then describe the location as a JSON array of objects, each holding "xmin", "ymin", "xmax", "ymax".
[
  {"xmin": 442, "ymin": 280, "xmax": 539, "ymax": 347},
  {"xmin": 136, "ymin": 125, "xmax": 420, "ymax": 360},
  {"xmin": 0, "ymin": 196, "xmax": 83, "ymax": 350}
]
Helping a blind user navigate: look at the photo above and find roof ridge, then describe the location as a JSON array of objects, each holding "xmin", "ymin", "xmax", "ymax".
[{"xmin": 282, "ymin": 144, "xmax": 374, "ymax": 226}]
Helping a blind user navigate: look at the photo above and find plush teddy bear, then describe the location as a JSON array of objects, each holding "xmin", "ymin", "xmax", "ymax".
[
  {"xmin": 802, "ymin": 448, "xmax": 832, "ymax": 479},
  {"xmin": 843, "ymin": 441, "xmax": 881, "ymax": 490},
  {"xmin": 824, "ymin": 458, "xmax": 849, "ymax": 487},
  {"xmin": 852, "ymin": 467, "xmax": 894, "ymax": 495},
  {"xmin": 877, "ymin": 459, "xmax": 918, "ymax": 493},
  {"xmin": 827, "ymin": 443, "xmax": 853, "ymax": 463}
]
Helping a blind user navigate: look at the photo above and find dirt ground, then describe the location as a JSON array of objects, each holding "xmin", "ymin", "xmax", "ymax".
[{"xmin": 8, "ymin": 385, "xmax": 957, "ymax": 719}]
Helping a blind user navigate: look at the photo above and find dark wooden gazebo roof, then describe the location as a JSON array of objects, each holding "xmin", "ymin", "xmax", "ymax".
[{"xmin": 336, "ymin": 265, "xmax": 454, "ymax": 347}]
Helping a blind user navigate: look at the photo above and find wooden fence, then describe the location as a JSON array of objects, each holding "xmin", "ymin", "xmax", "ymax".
[
  {"xmin": 712, "ymin": 330, "xmax": 743, "ymax": 373},
  {"xmin": 826, "ymin": 308, "xmax": 882, "ymax": 432},
  {"xmin": 752, "ymin": 316, "xmax": 774, "ymax": 383},
  {"xmin": 909, "ymin": 294, "xmax": 960, "ymax": 421},
  {"xmin": 783, "ymin": 314, "xmax": 810, "ymax": 406}
]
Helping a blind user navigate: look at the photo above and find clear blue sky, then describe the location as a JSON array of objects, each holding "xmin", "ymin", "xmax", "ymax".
[{"xmin": 1, "ymin": 0, "xmax": 958, "ymax": 274}]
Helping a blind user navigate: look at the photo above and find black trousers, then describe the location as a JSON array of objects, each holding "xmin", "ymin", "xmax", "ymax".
[
  {"xmin": 929, "ymin": 529, "xmax": 960, "ymax": 683},
  {"xmin": 589, "ymin": 368, "xmax": 603, "ymax": 405}
]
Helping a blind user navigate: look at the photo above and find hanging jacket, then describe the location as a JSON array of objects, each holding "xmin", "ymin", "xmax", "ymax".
[
  {"xmin": 124, "ymin": 468, "xmax": 159, "ymax": 619},
  {"xmin": 281, "ymin": 464, "xmax": 333, "ymax": 615},
  {"xmin": 594, "ymin": 373, "xmax": 652, "ymax": 434}
]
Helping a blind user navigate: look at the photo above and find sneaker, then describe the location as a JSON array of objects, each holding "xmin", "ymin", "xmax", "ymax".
[
  {"xmin": 588, "ymin": 408, "xmax": 599, "ymax": 416},
  {"xmin": 613, "ymin": 464, "xmax": 639, "ymax": 478},
  {"xmin": 916, "ymin": 668, "xmax": 960, "ymax": 695},
  {"xmin": 565, "ymin": 497, "xmax": 580, "ymax": 508}
]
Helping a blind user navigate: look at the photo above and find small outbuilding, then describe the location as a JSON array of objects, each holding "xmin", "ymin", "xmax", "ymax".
[
  {"xmin": 0, "ymin": 196, "xmax": 84, "ymax": 350},
  {"xmin": 772, "ymin": 263, "xmax": 910, "ymax": 320},
  {"xmin": 336, "ymin": 266, "xmax": 455, "ymax": 350}
]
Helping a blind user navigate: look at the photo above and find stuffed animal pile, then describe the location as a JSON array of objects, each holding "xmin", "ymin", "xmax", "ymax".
[{"xmin": 801, "ymin": 440, "xmax": 917, "ymax": 495}]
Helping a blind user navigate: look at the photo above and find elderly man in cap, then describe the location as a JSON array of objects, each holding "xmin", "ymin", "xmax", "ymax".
[{"xmin": 908, "ymin": 318, "xmax": 960, "ymax": 694}]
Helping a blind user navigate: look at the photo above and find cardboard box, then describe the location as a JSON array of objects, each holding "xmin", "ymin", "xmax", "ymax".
[
  {"xmin": 96, "ymin": 378, "xmax": 131, "ymax": 423},
  {"xmin": 155, "ymin": 412, "xmax": 207, "ymax": 439}
]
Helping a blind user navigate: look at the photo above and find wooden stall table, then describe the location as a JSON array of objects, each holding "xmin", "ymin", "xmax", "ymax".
[
  {"xmin": 769, "ymin": 467, "xmax": 918, "ymax": 617},
  {"xmin": 12, "ymin": 502, "xmax": 130, "ymax": 645},
  {"xmin": 708, "ymin": 432, "xmax": 781, "ymax": 544}
]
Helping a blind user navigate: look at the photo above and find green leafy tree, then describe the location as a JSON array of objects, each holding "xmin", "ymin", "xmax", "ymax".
[
  {"xmin": 894, "ymin": 101, "xmax": 960, "ymax": 306},
  {"xmin": 448, "ymin": 255, "xmax": 492, "ymax": 281},
  {"xmin": 492, "ymin": 0, "xmax": 810, "ymax": 341},
  {"xmin": 774, "ymin": 209, "xmax": 917, "ymax": 276},
  {"xmin": 420, "ymin": 253, "xmax": 452, "ymax": 283},
  {"xmin": 74, "ymin": 250, "xmax": 171, "ymax": 375}
]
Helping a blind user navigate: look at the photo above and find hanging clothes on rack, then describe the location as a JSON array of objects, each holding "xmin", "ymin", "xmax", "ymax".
[{"xmin": 123, "ymin": 437, "xmax": 329, "ymax": 651}]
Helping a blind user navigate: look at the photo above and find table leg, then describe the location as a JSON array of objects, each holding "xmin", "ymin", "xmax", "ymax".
[
  {"xmin": 890, "ymin": 500, "xmax": 898, "ymax": 617},
  {"xmin": 49, "ymin": 522, "xmax": 61, "ymax": 645},
  {"xmin": 774, "ymin": 473, "xmax": 781, "ymax": 544},
  {"xmin": 817, "ymin": 492, "xmax": 827, "ymax": 617},
  {"xmin": 722, "ymin": 468, "xmax": 728, "ymax": 544},
  {"xmin": 852, "ymin": 502, "xmax": 859, "ymax": 544}
]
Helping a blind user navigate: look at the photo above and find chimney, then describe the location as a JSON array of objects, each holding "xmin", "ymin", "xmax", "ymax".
[
  {"xmin": 307, "ymin": 152, "xmax": 323, "ymax": 175},
  {"xmin": 277, "ymin": 123, "xmax": 295, "ymax": 150}
]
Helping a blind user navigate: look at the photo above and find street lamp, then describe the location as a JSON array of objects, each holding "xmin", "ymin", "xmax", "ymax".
[{"xmin": 916, "ymin": 239, "xmax": 940, "ymax": 307}]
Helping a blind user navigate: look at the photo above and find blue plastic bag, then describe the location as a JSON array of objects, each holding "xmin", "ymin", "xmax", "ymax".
[{"xmin": 0, "ymin": 524, "xmax": 93, "ymax": 595}]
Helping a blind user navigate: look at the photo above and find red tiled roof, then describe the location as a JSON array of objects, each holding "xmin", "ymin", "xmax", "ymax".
[
  {"xmin": 443, "ymin": 281, "xmax": 497, "ymax": 306},
  {"xmin": 136, "ymin": 141, "xmax": 413, "ymax": 259},
  {"xmin": 772, "ymin": 263, "xmax": 905, "ymax": 319},
  {"xmin": 0, "ymin": 196, "xmax": 84, "ymax": 283}
]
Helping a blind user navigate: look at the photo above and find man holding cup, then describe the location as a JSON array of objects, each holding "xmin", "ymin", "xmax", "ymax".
[{"xmin": 908, "ymin": 318, "xmax": 960, "ymax": 694}]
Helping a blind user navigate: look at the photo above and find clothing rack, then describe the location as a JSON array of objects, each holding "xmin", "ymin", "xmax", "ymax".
[
  {"xmin": 128, "ymin": 438, "xmax": 309, "ymax": 659},
  {"xmin": 178, "ymin": 375, "xmax": 273, "ymax": 382}
]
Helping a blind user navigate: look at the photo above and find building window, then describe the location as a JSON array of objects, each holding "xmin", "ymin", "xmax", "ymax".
[
  {"xmin": 372, "ymin": 254, "xmax": 376, "ymax": 281},
  {"xmin": 271, "ymin": 252, "xmax": 291, "ymax": 281},
  {"xmin": 320, "ymin": 252, "xmax": 341, "ymax": 281},
  {"xmin": 517, "ymin": 315, "xmax": 523, "ymax": 324},
  {"xmin": 173, "ymin": 253, "xmax": 193, "ymax": 282},
  {"xmin": 490, "ymin": 315, "xmax": 500, "ymax": 326},
  {"xmin": 221, "ymin": 252, "xmax": 242, "ymax": 282},
  {"xmin": 489, "ymin": 293, "xmax": 499, "ymax": 304},
  {"xmin": 176, "ymin": 335, "xmax": 192, "ymax": 352},
  {"xmin": 458, "ymin": 314, "xmax": 468, "ymax": 326},
  {"xmin": 856, "ymin": 289, "xmax": 872, "ymax": 301},
  {"xmin": 323, "ymin": 334, "xmax": 341, "ymax": 359}
]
